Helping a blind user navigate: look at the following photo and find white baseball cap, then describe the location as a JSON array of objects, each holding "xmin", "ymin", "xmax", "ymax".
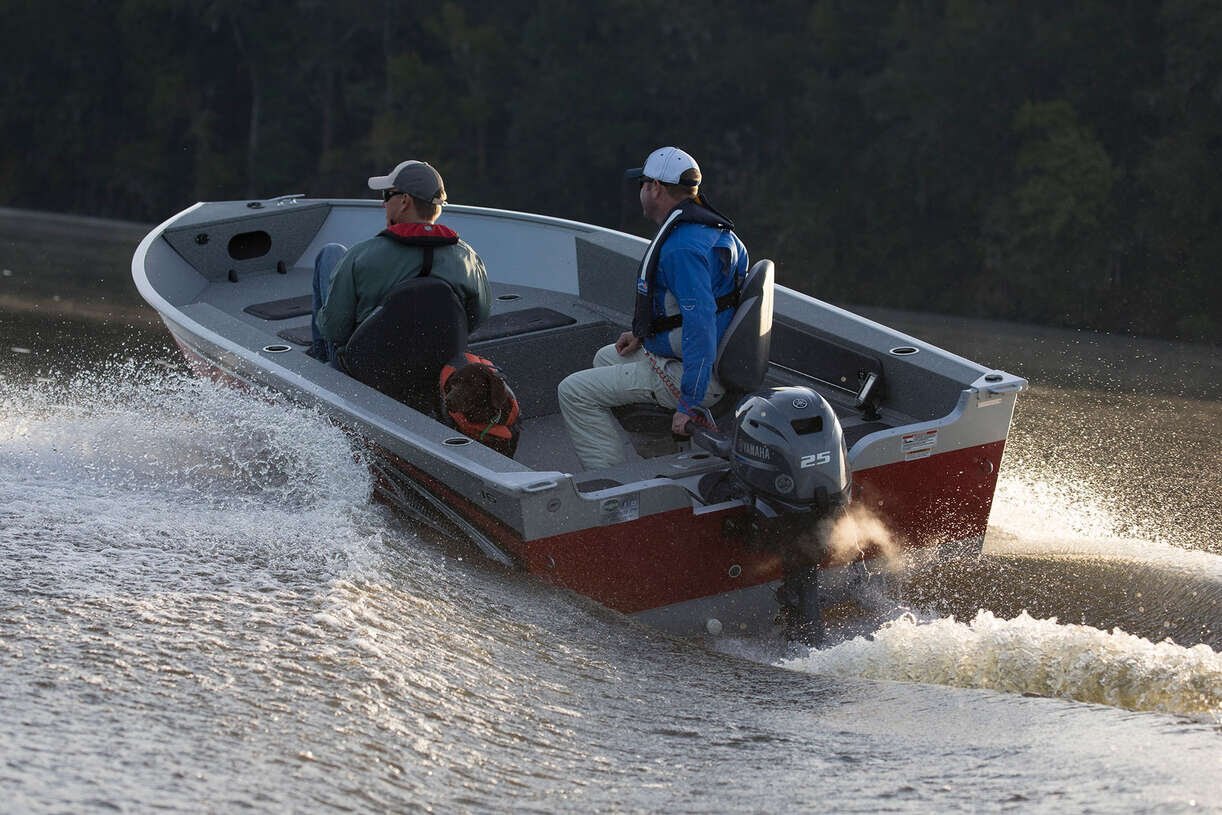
[{"xmin": 625, "ymin": 146, "xmax": 702, "ymax": 186}]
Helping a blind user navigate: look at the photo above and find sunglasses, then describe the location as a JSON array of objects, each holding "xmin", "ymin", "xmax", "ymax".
[
  {"xmin": 638, "ymin": 178, "xmax": 655, "ymax": 189},
  {"xmin": 382, "ymin": 189, "xmax": 405, "ymax": 202}
]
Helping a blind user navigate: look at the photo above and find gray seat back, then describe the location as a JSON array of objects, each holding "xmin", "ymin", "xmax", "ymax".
[{"xmin": 715, "ymin": 259, "xmax": 774, "ymax": 392}]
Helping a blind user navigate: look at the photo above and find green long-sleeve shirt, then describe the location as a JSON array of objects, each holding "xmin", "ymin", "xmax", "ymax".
[{"xmin": 316, "ymin": 233, "xmax": 491, "ymax": 346}]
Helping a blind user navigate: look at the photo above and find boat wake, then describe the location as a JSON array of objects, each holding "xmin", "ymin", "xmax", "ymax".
[
  {"xmin": 0, "ymin": 359, "xmax": 381, "ymax": 592},
  {"xmin": 989, "ymin": 451, "xmax": 1222, "ymax": 567},
  {"xmin": 779, "ymin": 609, "xmax": 1221, "ymax": 721},
  {"xmin": 773, "ymin": 442, "xmax": 1222, "ymax": 722},
  {"xmin": 976, "ymin": 451, "xmax": 1221, "ymax": 647}
]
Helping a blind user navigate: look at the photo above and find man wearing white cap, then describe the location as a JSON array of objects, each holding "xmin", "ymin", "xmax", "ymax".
[
  {"xmin": 310, "ymin": 159, "xmax": 491, "ymax": 364},
  {"xmin": 558, "ymin": 146, "xmax": 749, "ymax": 470}
]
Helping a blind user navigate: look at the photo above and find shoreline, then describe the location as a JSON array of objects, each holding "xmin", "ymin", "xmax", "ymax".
[
  {"xmin": 0, "ymin": 206, "xmax": 152, "ymax": 242},
  {"xmin": 0, "ymin": 294, "xmax": 158, "ymax": 324},
  {"xmin": 2, "ymin": 207, "xmax": 1216, "ymax": 399}
]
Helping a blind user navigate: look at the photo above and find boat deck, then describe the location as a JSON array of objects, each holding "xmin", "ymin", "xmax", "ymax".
[{"xmin": 223, "ymin": 276, "xmax": 908, "ymax": 482}]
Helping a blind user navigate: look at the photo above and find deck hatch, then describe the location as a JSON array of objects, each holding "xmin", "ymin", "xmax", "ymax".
[{"xmin": 228, "ymin": 230, "xmax": 271, "ymax": 260}]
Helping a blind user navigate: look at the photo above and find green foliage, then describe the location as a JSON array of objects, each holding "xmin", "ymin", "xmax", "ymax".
[
  {"xmin": 1012, "ymin": 102, "xmax": 1114, "ymax": 240},
  {"xmin": 0, "ymin": 0, "xmax": 1217, "ymax": 343},
  {"xmin": 981, "ymin": 100, "xmax": 1118, "ymax": 326}
]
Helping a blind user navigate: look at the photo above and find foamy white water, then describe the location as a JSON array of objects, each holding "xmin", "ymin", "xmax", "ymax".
[
  {"xmin": 1, "ymin": 353, "xmax": 1220, "ymax": 813},
  {"xmin": 775, "ymin": 405, "xmax": 1222, "ymax": 721},
  {"xmin": 780, "ymin": 610, "xmax": 1221, "ymax": 720},
  {"xmin": 0, "ymin": 361, "xmax": 384, "ymax": 593},
  {"xmin": 989, "ymin": 451, "xmax": 1222, "ymax": 577}
]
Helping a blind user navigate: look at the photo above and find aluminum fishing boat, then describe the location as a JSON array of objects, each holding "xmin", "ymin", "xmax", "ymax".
[{"xmin": 132, "ymin": 195, "xmax": 1026, "ymax": 642}]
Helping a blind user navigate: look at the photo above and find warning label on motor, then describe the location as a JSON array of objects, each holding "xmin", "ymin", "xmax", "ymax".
[{"xmin": 901, "ymin": 429, "xmax": 938, "ymax": 461}]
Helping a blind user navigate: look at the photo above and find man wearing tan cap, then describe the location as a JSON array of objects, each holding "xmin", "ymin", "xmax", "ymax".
[{"xmin": 310, "ymin": 159, "xmax": 491, "ymax": 364}]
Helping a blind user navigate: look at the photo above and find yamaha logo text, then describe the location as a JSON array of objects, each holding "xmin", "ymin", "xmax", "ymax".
[{"xmin": 735, "ymin": 438, "xmax": 771, "ymax": 460}]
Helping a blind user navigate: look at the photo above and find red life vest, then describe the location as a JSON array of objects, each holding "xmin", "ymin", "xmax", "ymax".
[
  {"xmin": 439, "ymin": 353, "xmax": 520, "ymax": 457},
  {"xmin": 379, "ymin": 222, "xmax": 461, "ymax": 277}
]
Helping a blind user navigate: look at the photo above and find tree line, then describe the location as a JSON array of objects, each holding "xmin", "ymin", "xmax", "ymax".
[{"xmin": 2, "ymin": 0, "xmax": 1218, "ymax": 343}]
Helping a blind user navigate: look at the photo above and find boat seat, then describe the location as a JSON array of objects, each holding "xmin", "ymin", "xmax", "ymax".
[
  {"xmin": 244, "ymin": 294, "xmax": 313, "ymax": 320},
  {"xmin": 276, "ymin": 304, "xmax": 576, "ymax": 348},
  {"xmin": 277, "ymin": 325, "xmax": 321, "ymax": 346},
  {"xmin": 469, "ymin": 307, "xmax": 576, "ymax": 342},
  {"xmin": 337, "ymin": 277, "xmax": 468, "ymax": 414},
  {"xmin": 613, "ymin": 259, "xmax": 775, "ymax": 453}
]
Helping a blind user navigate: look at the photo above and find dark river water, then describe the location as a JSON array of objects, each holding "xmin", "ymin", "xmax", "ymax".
[{"xmin": 1, "ymin": 208, "xmax": 1219, "ymax": 813}]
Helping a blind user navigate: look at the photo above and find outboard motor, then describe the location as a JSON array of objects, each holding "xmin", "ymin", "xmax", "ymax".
[
  {"xmin": 727, "ymin": 386, "xmax": 850, "ymax": 518},
  {"xmin": 693, "ymin": 386, "xmax": 850, "ymax": 645}
]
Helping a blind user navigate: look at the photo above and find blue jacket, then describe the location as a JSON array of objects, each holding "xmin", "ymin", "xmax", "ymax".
[{"xmin": 642, "ymin": 222, "xmax": 748, "ymax": 412}]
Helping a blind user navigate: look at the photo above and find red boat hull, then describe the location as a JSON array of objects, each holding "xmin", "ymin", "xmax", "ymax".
[{"xmin": 372, "ymin": 441, "xmax": 1006, "ymax": 617}]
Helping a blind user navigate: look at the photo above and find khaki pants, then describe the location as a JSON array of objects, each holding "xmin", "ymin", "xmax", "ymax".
[{"xmin": 557, "ymin": 344, "xmax": 724, "ymax": 471}]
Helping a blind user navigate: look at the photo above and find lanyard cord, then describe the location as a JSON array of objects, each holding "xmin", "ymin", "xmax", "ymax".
[
  {"xmin": 644, "ymin": 350, "xmax": 682, "ymax": 402},
  {"xmin": 643, "ymin": 350, "xmax": 716, "ymax": 430}
]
